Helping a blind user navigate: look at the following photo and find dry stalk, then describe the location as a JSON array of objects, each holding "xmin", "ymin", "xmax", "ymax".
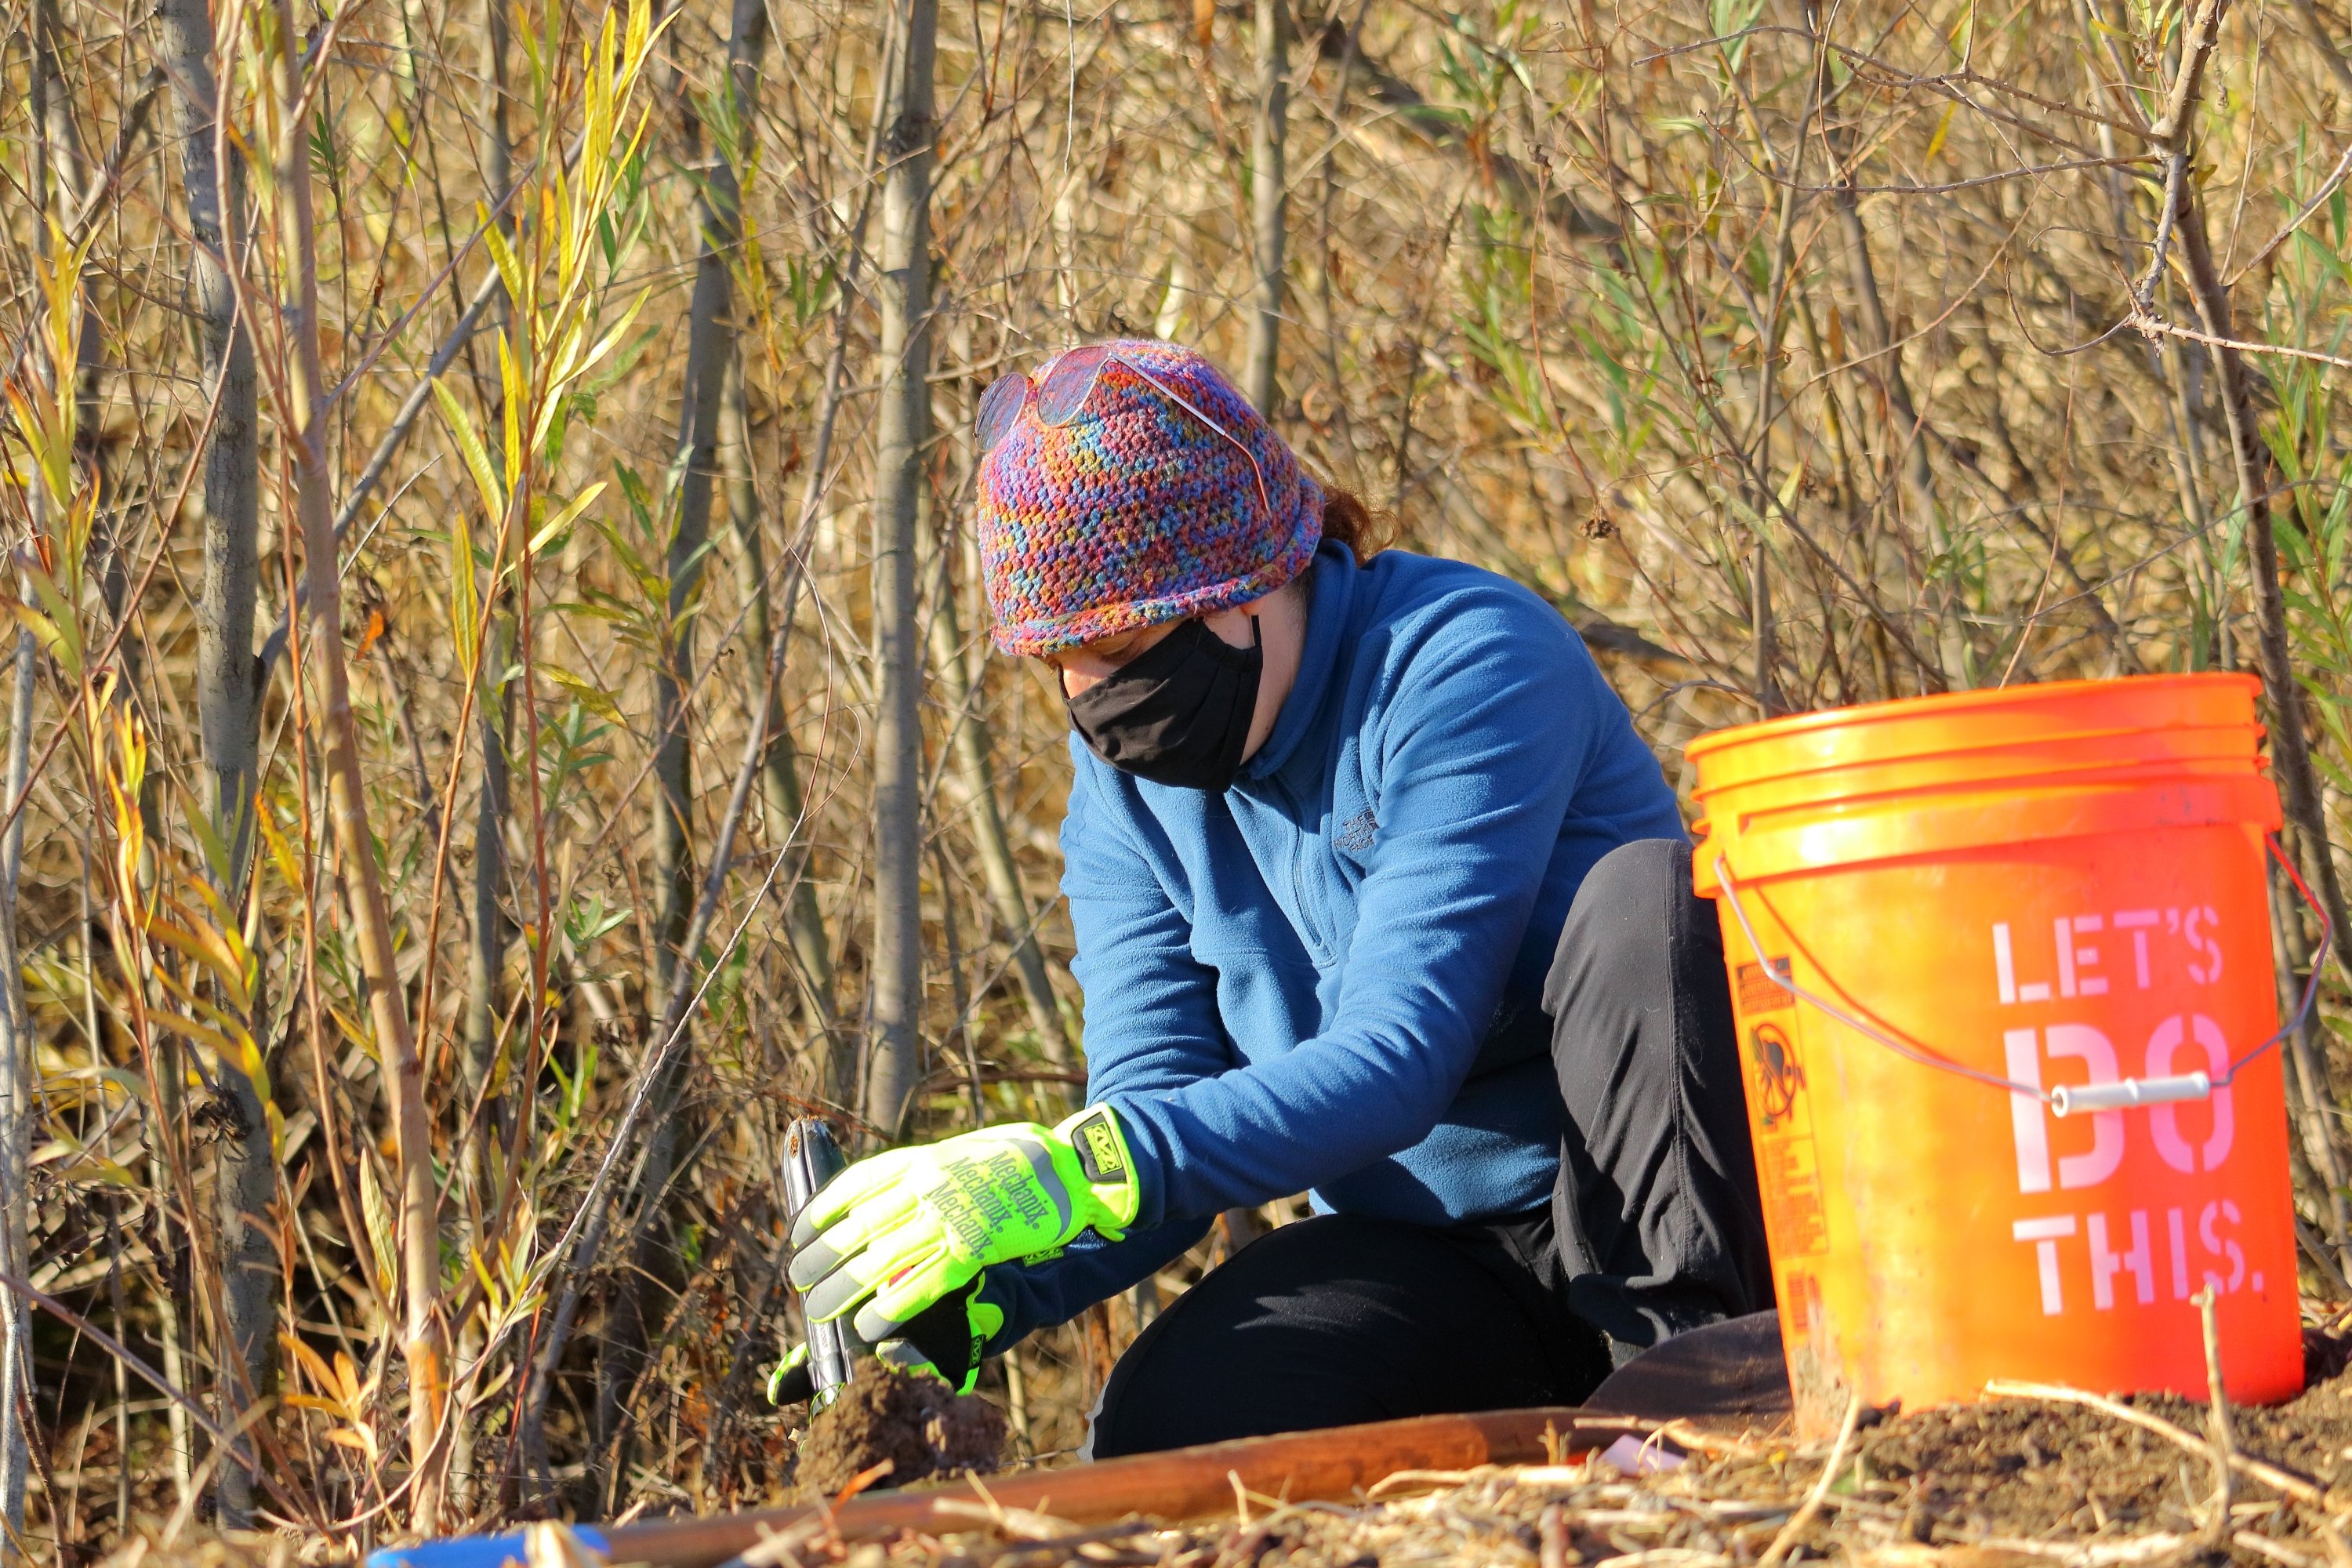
[
  {"xmin": 2241, "ymin": 1531, "xmax": 2328, "ymax": 1568},
  {"xmin": 2196, "ymin": 1283, "xmax": 2238, "ymax": 1544},
  {"xmin": 1539, "ymin": 1502, "xmax": 1570, "ymax": 1568},
  {"xmin": 251, "ymin": 0, "xmax": 448, "ymax": 1523},
  {"xmin": 1755, "ymin": 1390, "xmax": 1866, "ymax": 1568}
]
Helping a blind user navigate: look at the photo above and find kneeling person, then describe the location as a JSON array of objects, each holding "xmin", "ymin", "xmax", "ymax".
[{"xmin": 787, "ymin": 340, "xmax": 1773, "ymax": 1454}]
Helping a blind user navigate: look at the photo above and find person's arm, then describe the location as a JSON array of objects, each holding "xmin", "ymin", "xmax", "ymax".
[
  {"xmin": 959, "ymin": 748, "xmax": 1238, "ymax": 1350},
  {"xmin": 1096, "ymin": 590, "xmax": 1610, "ymax": 1227},
  {"xmin": 970, "ymin": 1218, "xmax": 1212, "ymax": 1357},
  {"xmin": 1058, "ymin": 742, "xmax": 1258, "ymax": 1218}
]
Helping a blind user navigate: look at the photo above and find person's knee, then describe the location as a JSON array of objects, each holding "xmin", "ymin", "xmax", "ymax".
[
  {"xmin": 1546, "ymin": 838, "xmax": 1690, "ymax": 1018},
  {"xmin": 1090, "ymin": 1215, "xmax": 1522, "ymax": 1457},
  {"xmin": 1576, "ymin": 837, "xmax": 1689, "ymax": 918},
  {"xmin": 1091, "ymin": 1217, "xmax": 1389, "ymax": 1456}
]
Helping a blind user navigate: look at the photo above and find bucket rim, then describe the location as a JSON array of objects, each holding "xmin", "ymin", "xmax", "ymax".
[{"xmin": 1684, "ymin": 671, "xmax": 2262, "ymax": 764}]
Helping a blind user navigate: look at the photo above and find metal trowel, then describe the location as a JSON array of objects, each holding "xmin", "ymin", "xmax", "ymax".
[{"xmin": 1583, "ymin": 1308, "xmax": 1791, "ymax": 1425}]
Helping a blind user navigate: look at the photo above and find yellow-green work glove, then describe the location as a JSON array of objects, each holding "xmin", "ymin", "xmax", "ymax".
[{"xmin": 787, "ymin": 1106, "xmax": 1142, "ymax": 1345}]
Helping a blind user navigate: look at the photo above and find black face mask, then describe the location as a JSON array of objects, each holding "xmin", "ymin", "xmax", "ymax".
[{"xmin": 1063, "ymin": 617, "xmax": 1263, "ymax": 791}]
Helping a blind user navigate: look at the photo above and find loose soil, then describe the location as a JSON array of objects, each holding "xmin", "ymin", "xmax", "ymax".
[
  {"xmin": 1843, "ymin": 1327, "xmax": 2352, "ymax": 1542},
  {"xmin": 794, "ymin": 1361, "xmax": 1011, "ymax": 1501}
]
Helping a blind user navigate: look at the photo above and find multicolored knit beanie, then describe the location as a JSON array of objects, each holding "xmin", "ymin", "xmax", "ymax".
[{"xmin": 976, "ymin": 339, "xmax": 1323, "ymax": 657}]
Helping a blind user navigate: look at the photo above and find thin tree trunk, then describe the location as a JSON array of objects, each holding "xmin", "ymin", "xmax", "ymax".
[
  {"xmin": 720, "ymin": 351, "xmax": 835, "ymax": 1032},
  {"xmin": 1803, "ymin": 4, "xmax": 1961, "ymax": 692},
  {"xmin": 866, "ymin": 0, "xmax": 937, "ymax": 1137},
  {"xmin": 928, "ymin": 557, "xmax": 1072, "ymax": 1068},
  {"xmin": 2273, "ymin": 855, "xmax": 2352, "ymax": 1278},
  {"xmin": 456, "ymin": 611, "xmax": 509, "ymax": 1508},
  {"xmin": 518, "ymin": 18, "xmax": 891, "ymax": 1479},
  {"xmin": 259, "ymin": 0, "xmax": 447, "ymax": 1525},
  {"xmin": 0, "ymin": 583, "xmax": 29, "ymax": 1545},
  {"xmin": 1742, "ymin": 45, "xmax": 1817, "ymax": 719},
  {"xmin": 0, "ymin": 619, "xmax": 31, "ymax": 1546},
  {"xmin": 1242, "ymin": 0, "xmax": 1288, "ymax": 414},
  {"xmin": 781, "ymin": 130, "xmax": 885, "ymax": 1103},
  {"xmin": 5, "ymin": 3, "xmax": 67, "ymax": 1536},
  {"xmin": 596, "ymin": 0, "xmax": 769, "ymax": 1496},
  {"xmin": 2161, "ymin": 73, "xmax": 2352, "ymax": 985},
  {"xmin": 454, "ymin": 0, "xmax": 516, "ymax": 1510},
  {"xmin": 35, "ymin": 10, "xmax": 104, "ymax": 464},
  {"xmin": 1825, "ymin": 181, "xmax": 1962, "ymax": 689},
  {"xmin": 463, "ymin": 0, "xmax": 516, "ymax": 1131},
  {"xmin": 648, "ymin": 166, "xmax": 723, "ymax": 1120},
  {"xmin": 162, "ymin": 0, "xmax": 272, "ymax": 1526}
]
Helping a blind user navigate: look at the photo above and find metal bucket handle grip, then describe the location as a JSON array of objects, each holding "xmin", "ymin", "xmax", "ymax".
[{"xmin": 1709, "ymin": 835, "xmax": 2331, "ymax": 1118}]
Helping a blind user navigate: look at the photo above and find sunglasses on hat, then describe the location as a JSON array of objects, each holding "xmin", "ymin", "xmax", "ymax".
[{"xmin": 975, "ymin": 345, "xmax": 1275, "ymax": 524}]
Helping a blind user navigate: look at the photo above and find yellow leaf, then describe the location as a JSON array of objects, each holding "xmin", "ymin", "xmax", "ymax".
[
  {"xmin": 31, "ymin": 1141, "xmax": 139, "ymax": 1188},
  {"xmin": 1924, "ymin": 101, "xmax": 1957, "ymax": 163},
  {"xmin": 280, "ymin": 1330, "xmax": 340, "ymax": 1396},
  {"xmin": 255, "ymin": 807, "xmax": 304, "ymax": 903},
  {"xmin": 499, "ymin": 332, "xmax": 527, "ymax": 492},
  {"xmin": 625, "ymin": 0, "xmax": 650, "ymax": 73},
  {"xmin": 572, "ymin": 288, "xmax": 651, "ymax": 387},
  {"xmin": 5, "ymin": 605, "xmax": 67, "ymax": 669},
  {"xmin": 525, "ymin": 481, "xmax": 607, "ymax": 561},
  {"xmin": 451, "ymin": 506, "xmax": 481, "ymax": 691},
  {"xmin": 431, "ymin": 377, "xmax": 506, "ymax": 523},
  {"xmin": 481, "ymin": 209, "xmax": 524, "ymax": 315},
  {"xmin": 328, "ymin": 1003, "xmax": 375, "ymax": 1059},
  {"xmin": 322, "ymin": 1428, "xmax": 379, "ymax": 1462},
  {"xmin": 143, "ymin": 919, "xmax": 252, "ymax": 1006},
  {"xmin": 542, "ymin": 666, "xmax": 624, "ymax": 725},
  {"xmin": 358, "ymin": 1156, "xmax": 399, "ymax": 1301},
  {"xmin": 143, "ymin": 1006, "xmax": 250, "ymax": 1067},
  {"xmin": 1775, "ymin": 462, "xmax": 1805, "ymax": 514}
]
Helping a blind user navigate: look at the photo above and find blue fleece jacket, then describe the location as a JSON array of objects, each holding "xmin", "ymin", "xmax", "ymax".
[{"xmin": 976, "ymin": 541, "xmax": 1686, "ymax": 1352}]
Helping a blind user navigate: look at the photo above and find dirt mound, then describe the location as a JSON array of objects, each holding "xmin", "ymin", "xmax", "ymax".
[
  {"xmin": 795, "ymin": 1361, "xmax": 1009, "ymax": 1500},
  {"xmin": 1866, "ymin": 1397, "xmax": 2213, "ymax": 1538},
  {"xmin": 1853, "ymin": 1328, "xmax": 2352, "ymax": 1541}
]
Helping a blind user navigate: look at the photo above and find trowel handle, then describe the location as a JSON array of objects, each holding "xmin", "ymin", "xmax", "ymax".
[
  {"xmin": 782, "ymin": 1118, "xmax": 866, "ymax": 1405},
  {"xmin": 782, "ymin": 1116, "xmax": 847, "ymax": 1214}
]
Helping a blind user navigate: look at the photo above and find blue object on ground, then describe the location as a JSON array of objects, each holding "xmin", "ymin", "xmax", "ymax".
[{"xmin": 365, "ymin": 1526, "xmax": 612, "ymax": 1568}]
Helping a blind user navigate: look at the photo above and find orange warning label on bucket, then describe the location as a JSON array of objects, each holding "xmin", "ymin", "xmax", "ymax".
[
  {"xmin": 1749, "ymin": 1022, "xmax": 1805, "ymax": 1126},
  {"xmin": 1747, "ymin": 1020, "xmax": 1828, "ymax": 1257},
  {"xmin": 1759, "ymin": 1136, "xmax": 1828, "ymax": 1257},
  {"xmin": 1739, "ymin": 958, "xmax": 1795, "ymax": 1013}
]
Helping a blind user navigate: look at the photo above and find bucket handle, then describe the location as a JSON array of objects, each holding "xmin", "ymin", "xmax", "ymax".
[{"xmin": 1710, "ymin": 837, "xmax": 2332, "ymax": 1119}]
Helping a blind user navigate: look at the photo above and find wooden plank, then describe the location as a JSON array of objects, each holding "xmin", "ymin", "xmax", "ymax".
[{"xmin": 597, "ymin": 1405, "xmax": 1607, "ymax": 1566}]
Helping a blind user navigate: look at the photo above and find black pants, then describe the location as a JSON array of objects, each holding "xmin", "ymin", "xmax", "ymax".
[{"xmin": 1089, "ymin": 838, "xmax": 1773, "ymax": 1458}]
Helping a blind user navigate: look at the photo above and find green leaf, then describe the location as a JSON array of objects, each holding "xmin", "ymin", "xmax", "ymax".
[
  {"xmin": 542, "ymin": 664, "xmax": 625, "ymax": 725},
  {"xmin": 431, "ymin": 376, "xmax": 506, "ymax": 521}
]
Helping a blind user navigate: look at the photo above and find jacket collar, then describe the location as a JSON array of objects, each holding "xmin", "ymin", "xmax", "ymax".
[{"xmin": 1240, "ymin": 541, "xmax": 1356, "ymax": 783}]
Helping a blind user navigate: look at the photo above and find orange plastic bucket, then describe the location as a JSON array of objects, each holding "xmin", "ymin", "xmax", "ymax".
[{"xmin": 1688, "ymin": 673, "xmax": 2303, "ymax": 1434}]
